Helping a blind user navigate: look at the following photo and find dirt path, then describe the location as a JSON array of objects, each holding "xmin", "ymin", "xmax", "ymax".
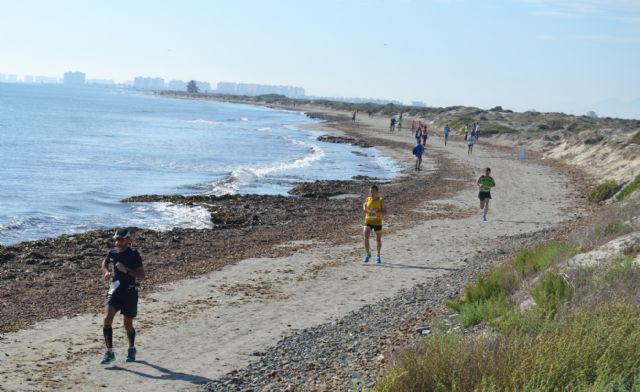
[{"xmin": 0, "ymin": 110, "xmax": 580, "ymax": 392}]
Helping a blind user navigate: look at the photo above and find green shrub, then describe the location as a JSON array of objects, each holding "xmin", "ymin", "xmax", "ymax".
[
  {"xmin": 368, "ymin": 302, "xmax": 640, "ymax": 392},
  {"xmin": 512, "ymin": 242, "xmax": 577, "ymax": 278},
  {"xmin": 531, "ymin": 271, "xmax": 573, "ymax": 318},
  {"xmin": 593, "ymin": 219, "xmax": 633, "ymax": 238},
  {"xmin": 594, "ymin": 254, "xmax": 638, "ymax": 288},
  {"xmin": 586, "ymin": 180, "xmax": 618, "ymax": 202},
  {"xmin": 615, "ymin": 175, "xmax": 640, "ymax": 202},
  {"xmin": 453, "ymin": 294, "xmax": 510, "ymax": 327},
  {"xmin": 447, "ymin": 265, "xmax": 518, "ymax": 326},
  {"xmin": 484, "ymin": 124, "xmax": 519, "ymax": 134}
]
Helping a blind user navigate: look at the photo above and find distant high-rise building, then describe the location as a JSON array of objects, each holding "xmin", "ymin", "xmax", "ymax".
[
  {"xmin": 411, "ymin": 101, "xmax": 427, "ymax": 107},
  {"xmin": 216, "ymin": 82, "xmax": 305, "ymax": 98},
  {"xmin": 24, "ymin": 75, "xmax": 34, "ymax": 83},
  {"xmin": 0, "ymin": 73, "xmax": 5, "ymax": 82},
  {"xmin": 133, "ymin": 76, "xmax": 165, "ymax": 90},
  {"xmin": 8, "ymin": 74, "xmax": 17, "ymax": 83},
  {"xmin": 63, "ymin": 71, "xmax": 86, "ymax": 85},
  {"xmin": 195, "ymin": 81, "xmax": 211, "ymax": 93},
  {"xmin": 168, "ymin": 80, "xmax": 187, "ymax": 91}
]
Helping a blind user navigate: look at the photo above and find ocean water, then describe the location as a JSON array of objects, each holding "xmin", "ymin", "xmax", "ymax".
[{"xmin": 0, "ymin": 84, "xmax": 400, "ymax": 245}]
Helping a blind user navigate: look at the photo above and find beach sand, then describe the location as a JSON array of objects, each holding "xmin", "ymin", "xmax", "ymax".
[{"xmin": 0, "ymin": 107, "xmax": 583, "ymax": 391}]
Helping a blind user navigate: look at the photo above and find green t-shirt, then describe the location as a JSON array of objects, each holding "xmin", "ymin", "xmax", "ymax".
[{"xmin": 479, "ymin": 176, "xmax": 494, "ymax": 192}]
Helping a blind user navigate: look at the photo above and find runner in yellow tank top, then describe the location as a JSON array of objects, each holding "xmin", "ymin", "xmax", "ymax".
[{"xmin": 362, "ymin": 185, "xmax": 386, "ymax": 264}]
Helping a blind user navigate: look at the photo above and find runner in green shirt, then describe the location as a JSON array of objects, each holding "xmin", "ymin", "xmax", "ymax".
[{"xmin": 477, "ymin": 168, "xmax": 495, "ymax": 221}]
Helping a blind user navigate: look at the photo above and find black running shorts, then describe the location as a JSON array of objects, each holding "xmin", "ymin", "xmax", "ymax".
[
  {"xmin": 478, "ymin": 191, "xmax": 492, "ymax": 201},
  {"xmin": 365, "ymin": 224, "xmax": 383, "ymax": 232},
  {"xmin": 106, "ymin": 288, "xmax": 138, "ymax": 318}
]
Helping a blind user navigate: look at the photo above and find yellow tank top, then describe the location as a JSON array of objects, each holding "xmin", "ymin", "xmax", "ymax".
[{"xmin": 365, "ymin": 196, "xmax": 384, "ymax": 225}]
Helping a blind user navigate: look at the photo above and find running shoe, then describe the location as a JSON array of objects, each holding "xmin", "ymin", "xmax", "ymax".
[
  {"xmin": 100, "ymin": 351, "xmax": 115, "ymax": 365},
  {"xmin": 125, "ymin": 347, "xmax": 136, "ymax": 362},
  {"xmin": 362, "ymin": 254, "xmax": 371, "ymax": 264},
  {"xmin": 375, "ymin": 255, "xmax": 382, "ymax": 264},
  {"xmin": 481, "ymin": 215, "xmax": 487, "ymax": 221}
]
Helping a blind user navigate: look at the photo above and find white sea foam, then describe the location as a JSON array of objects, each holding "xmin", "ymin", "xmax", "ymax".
[
  {"xmin": 127, "ymin": 202, "xmax": 212, "ymax": 230},
  {"xmin": 208, "ymin": 138, "xmax": 325, "ymax": 195},
  {"xmin": 187, "ymin": 119, "xmax": 222, "ymax": 126}
]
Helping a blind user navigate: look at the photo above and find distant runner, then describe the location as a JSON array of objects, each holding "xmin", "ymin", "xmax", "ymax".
[
  {"xmin": 412, "ymin": 139, "xmax": 424, "ymax": 171},
  {"xmin": 362, "ymin": 185, "xmax": 386, "ymax": 265},
  {"xmin": 414, "ymin": 126, "xmax": 423, "ymax": 145},
  {"xmin": 390, "ymin": 117, "xmax": 397, "ymax": 132},
  {"xmin": 468, "ymin": 133, "xmax": 475, "ymax": 155},
  {"xmin": 443, "ymin": 124, "xmax": 450, "ymax": 146},
  {"xmin": 421, "ymin": 124, "xmax": 428, "ymax": 145},
  {"xmin": 477, "ymin": 168, "xmax": 495, "ymax": 221},
  {"xmin": 100, "ymin": 229, "xmax": 146, "ymax": 365}
]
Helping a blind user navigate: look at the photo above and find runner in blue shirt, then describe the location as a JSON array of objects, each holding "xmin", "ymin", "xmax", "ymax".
[
  {"xmin": 443, "ymin": 124, "xmax": 450, "ymax": 146},
  {"xmin": 412, "ymin": 140, "xmax": 424, "ymax": 171}
]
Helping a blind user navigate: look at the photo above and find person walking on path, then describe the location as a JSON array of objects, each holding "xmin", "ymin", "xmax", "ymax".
[
  {"xmin": 464, "ymin": 124, "xmax": 469, "ymax": 141},
  {"xmin": 362, "ymin": 185, "xmax": 386, "ymax": 265},
  {"xmin": 398, "ymin": 113, "xmax": 404, "ymax": 131},
  {"xmin": 421, "ymin": 124, "xmax": 428, "ymax": 145},
  {"xmin": 352, "ymin": 111, "xmax": 356, "ymax": 122},
  {"xmin": 468, "ymin": 133, "xmax": 476, "ymax": 154},
  {"xmin": 412, "ymin": 139, "xmax": 424, "ymax": 171},
  {"xmin": 414, "ymin": 126, "xmax": 423, "ymax": 145},
  {"xmin": 389, "ymin": 117, "xmax": 396, "ymax": 132},
  {"xmin": 100, "ymin": 228, "xmax": 146, "ymax": 365},
  {"xmin": 477, "ymin": 168, "xmax": 495, "ymax": 221},
  {"xmin": 443, "ymin": 124, "xmax": 450, "ymax": 146},
  {"xmin": 474, "ymin": 122, "xmax": 480, "ymax": 140}
]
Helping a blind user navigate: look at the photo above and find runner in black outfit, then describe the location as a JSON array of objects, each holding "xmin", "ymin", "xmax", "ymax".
[{"xmin": 100, "ymin": 228, "xmax": 146, "ymax": 365}]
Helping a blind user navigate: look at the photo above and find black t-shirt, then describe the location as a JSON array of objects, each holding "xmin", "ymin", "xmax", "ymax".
[{"xmin": 105, "ymin": 247, "xmax": 143, "ymax": 288}]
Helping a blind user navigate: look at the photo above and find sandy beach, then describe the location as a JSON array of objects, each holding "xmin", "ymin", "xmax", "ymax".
[{"xmin": 0, "ymin": 106, "xmax": 584, "ymax": 391}]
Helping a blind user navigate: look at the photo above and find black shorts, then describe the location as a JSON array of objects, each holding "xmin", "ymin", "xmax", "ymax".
[
  {"xmin": 478, "ymin": 191, "xmax": 492, "ymax": 201},
  {"xmin": 365, "ymin": 224, "xmax": 383, "ymax": 232},
  {"xmin": 106, "ymin": 288, "xmax": 138, "ymax": 318}
]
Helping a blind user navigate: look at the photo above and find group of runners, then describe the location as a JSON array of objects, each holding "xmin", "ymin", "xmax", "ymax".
[
  {"xmin": 364, "ymin": 117, "xmax": 495, "ymax": 265},
  {"xmin": 96, "ymin": 115, "xmax": 495, "ymax": 365}
]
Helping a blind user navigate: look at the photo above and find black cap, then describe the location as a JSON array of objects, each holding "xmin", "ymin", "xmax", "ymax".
[{"xmin": 113, "ymin": 228, "xmax": 131, "ymax": 239}]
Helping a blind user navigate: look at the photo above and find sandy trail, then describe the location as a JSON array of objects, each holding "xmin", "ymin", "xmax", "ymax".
[{"xmin": 0, "ymin": 112, "xmax": 579, "ymax": 392}]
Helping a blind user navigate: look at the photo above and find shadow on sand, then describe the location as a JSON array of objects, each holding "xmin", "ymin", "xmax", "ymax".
[
  {"xmin": 105, "ymin": 360, "xmax": 211, "ymax": 385},
  {"xmin": 372, "ymin": 262, "xmax": 460, "ymax": 271}
]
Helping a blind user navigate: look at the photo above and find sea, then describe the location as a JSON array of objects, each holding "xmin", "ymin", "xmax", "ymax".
[{"xmin": 0, "ymin": 84, "xmax": 400, "ymax": 245}]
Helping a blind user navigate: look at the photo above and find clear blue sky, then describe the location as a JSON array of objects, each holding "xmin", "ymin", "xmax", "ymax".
[{"xmin": 1, "ymin": 0, "xmax": 639, "ymax": 118}]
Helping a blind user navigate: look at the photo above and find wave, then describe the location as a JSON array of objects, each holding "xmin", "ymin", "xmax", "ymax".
[
  {"xmin": 207, "ymin": 138, "xmax": 325, "ymax": 195},
  {"xmin": 127, "ymin": 202, "xmax": 212, "ymax": 231},
  {"xmin": 0, "ymin": 202, "xmax": 212, "ymax": 245},
  {"xmin": 187, "ymin": 119, "xmax": 223, "ymax": 126}
]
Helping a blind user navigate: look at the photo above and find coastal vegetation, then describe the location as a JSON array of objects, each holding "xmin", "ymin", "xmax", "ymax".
[
  {"xmin": 586, "ymin": 180, "xmax": 618, "ymax": 202},
  {"xmin": 367, "ymin": 197, "xmax": 640, "ymax": 391},
  {"xmin": 616, "ymin": 174, "xmax": 640, "ymax": 202}
]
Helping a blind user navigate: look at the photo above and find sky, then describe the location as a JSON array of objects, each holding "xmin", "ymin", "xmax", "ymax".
[{"xmin": 0, "ymin": 0, "xmax": 639, "ymax": 118}]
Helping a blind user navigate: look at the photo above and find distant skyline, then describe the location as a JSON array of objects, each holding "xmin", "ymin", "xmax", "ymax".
[{"xmin": 1, "ymin": 0, "xmax": 639, "ymax": 118}]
